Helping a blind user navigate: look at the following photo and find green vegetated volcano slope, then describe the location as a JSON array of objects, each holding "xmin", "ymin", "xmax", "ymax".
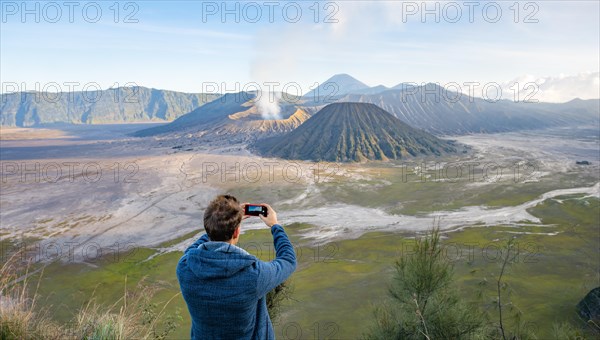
[{"xmin": 254, "ymin": 102, "xmax": 457, "ymax": 162}]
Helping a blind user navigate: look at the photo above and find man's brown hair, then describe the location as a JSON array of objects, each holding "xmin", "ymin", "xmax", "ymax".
[{"xmin": 203, "ymin": 194, "xmax": 243, "ymax": 241}]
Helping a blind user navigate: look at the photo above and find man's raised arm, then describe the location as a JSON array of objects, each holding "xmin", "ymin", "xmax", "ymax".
[{"xmin": 255, "ymin": 204, "xmax": 297, "ymax": 297}]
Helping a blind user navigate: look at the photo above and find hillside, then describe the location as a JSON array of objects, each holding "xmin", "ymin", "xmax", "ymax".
[
  {"xmin": 340, "ymin": 84, "xmax": 600, "ymax": 134},
  {"xmin": 253, "ymin": 102, "xmax": 458, "ymax": 162},
  {"xmin": 134, "ymin": 92, "xmax": 312, "ymax": 142},
  {"xmin": 0, "ymin": 87, "xmax": 220, "ymax": 127}
]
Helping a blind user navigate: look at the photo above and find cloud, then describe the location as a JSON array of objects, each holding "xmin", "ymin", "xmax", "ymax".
[
  {"xmin": 501, "ymin": 72, "xmax": 600, "ymax": 103},
  {"xmin": 329, "ymin": 1, "xmax": 406, "ymax": 37},
  {"xmin": 248, "ymin": 1, "xmax": 409, "ymax": 98}
]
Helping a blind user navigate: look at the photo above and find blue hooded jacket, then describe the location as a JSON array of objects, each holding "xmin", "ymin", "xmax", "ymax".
[{"xmin": 176, "ymin": 224, "xmax": 296, "ymax": 339}]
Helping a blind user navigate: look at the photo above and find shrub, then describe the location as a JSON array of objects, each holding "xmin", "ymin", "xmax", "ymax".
[{"xmin": 363, "ymin": 228, "xmax": 486, "ymax": 339}]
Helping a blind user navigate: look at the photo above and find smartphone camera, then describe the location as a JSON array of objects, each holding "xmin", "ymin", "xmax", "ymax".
[{"xmin": 244, "ymin": 204, "xmax": 268, "ymax": 217}]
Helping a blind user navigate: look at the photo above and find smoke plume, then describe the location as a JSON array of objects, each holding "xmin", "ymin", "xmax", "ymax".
[{"xmin": 255, "ymin": 91, "xmax": 282, "ymax": 120}]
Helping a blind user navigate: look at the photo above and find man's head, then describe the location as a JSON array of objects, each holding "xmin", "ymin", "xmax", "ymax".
[{"xmin": 203, "ymin": 194, "xmax": 244, "ymax": 242}]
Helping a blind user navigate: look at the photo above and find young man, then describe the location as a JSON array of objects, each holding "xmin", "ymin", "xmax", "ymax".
[{"xmin": 176, "ymin": 194, "xmax": 296, "ymax": 339}]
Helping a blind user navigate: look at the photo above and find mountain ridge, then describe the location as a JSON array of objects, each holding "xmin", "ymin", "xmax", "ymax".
[
  {"xmin": 3, "ymin": 76, "xmax": 598, "ymax": 137},
  {"xmin": 339, "ymin": 83, "xmax": 600, "ymax": 134},
  {"xmin": 0, "ymin": 87, "xmax": 220, "ymax": 127}
]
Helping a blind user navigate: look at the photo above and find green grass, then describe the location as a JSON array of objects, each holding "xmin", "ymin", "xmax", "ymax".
[
  {"xmin": 318, "ymin": 162, "xmax": 598, "ymax": 216},
  {"xmin": 19, "ymin": 167, "xmax": 599, "ymax": 339},
  {"xmin": 448, "ymin": 197, "xmax": 599, "ymax": 338}
]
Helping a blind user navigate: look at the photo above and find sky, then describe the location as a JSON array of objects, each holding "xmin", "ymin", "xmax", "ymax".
[{"xmin": 1, "ymin": 0, "xmax": 599, "ymax": 100}]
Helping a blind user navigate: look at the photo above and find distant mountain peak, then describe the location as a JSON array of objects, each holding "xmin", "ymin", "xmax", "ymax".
[
  {"xmin": 327, "ymin": 73, "xmax": 367, "ymax": 83},
  {"xmin": 304, "ymin": 74, "xmax": 369, "ymax": 99}
]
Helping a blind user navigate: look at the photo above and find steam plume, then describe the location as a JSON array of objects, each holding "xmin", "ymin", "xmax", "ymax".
[{"xmin": 256, "ymin": 90, "xmax": 282, "ymax": 120}]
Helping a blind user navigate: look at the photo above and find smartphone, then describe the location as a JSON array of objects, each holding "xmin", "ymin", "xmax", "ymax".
[{"xmin": 244, "ymin": 204, "xmax": 268, "ymax": 217}]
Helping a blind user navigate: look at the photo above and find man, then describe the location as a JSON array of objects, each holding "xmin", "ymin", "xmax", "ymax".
[{"xmin": 176, "ymin": 194, "xmax": 296, "ymax": 339}]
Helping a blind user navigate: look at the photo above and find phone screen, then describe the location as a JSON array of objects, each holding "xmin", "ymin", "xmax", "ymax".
[
  {"xmin": 247, "ymin": 205, "xmax": 262, "ymax": 213},
  {"xmin": 245, "ymin": 204, "xmax": 267, "ymax": 216}
]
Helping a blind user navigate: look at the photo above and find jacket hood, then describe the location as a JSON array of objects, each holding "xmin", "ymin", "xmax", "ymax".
[{"xmin": 186, "ymin": 241, "xmax": 257, "ymax": 279}]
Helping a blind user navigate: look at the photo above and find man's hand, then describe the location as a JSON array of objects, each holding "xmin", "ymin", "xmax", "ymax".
[
  {"xmin": 259, "ymin": 203, "xmax": 278, "ymax": 227},
  {"xmin": 240, "ymin": 202, "xmax": 251, "ymax": 220}
]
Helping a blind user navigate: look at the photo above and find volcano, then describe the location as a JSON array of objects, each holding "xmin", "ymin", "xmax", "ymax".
[
  {"xmin": 134, "ymin": 92, "xmax": 312, "ymax": 142},
  {"xmin": 253, "ymin": 102, "xmax": 458, "ymax": 162}
]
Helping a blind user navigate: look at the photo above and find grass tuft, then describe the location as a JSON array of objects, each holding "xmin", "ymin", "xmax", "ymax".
[{"xmin": 0, "ymin": 250, "xmax": 181, "ymax": 340}]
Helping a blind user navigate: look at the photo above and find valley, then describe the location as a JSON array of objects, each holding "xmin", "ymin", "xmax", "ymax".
[{"xmin": 1, "ymin": 122, "xmax": 598, "ymax": 338}]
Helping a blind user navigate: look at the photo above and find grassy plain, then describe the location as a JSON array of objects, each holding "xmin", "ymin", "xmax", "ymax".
[{"xmin": 16, "ymin": 161, "xmax": 598, "ymax": 339}]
